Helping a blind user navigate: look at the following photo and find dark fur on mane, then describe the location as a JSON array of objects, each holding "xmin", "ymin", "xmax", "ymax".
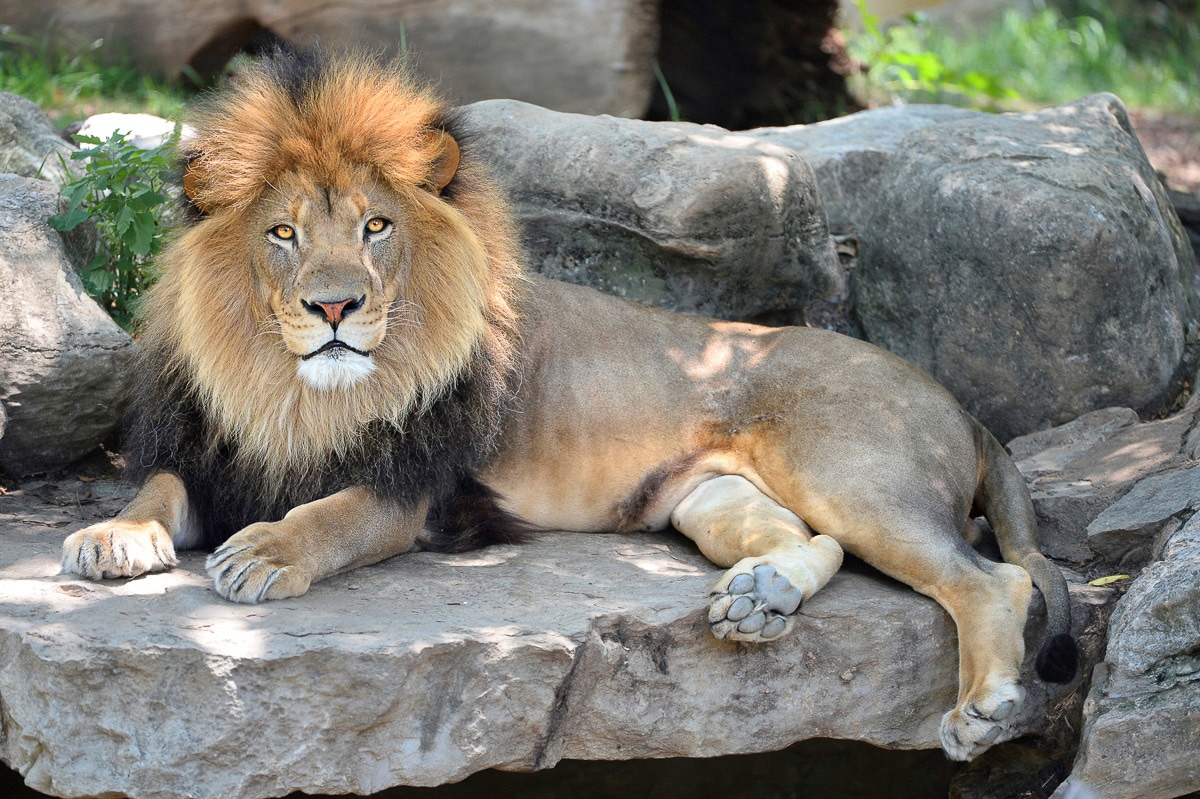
[{"xmin": 122, "ymin": 339, "xmax": 531, "ymax": 551}]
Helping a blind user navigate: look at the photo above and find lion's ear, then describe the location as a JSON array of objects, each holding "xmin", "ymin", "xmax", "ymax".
[
  {"xmin": 426, "ymin": 130, "xmax": 460, "ymax": 194},
  {"xmin": 182, "ymin": 159, "xmax": 215, "ymax": 214}
]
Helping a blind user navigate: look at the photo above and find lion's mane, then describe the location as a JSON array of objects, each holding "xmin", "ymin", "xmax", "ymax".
[{"xmin": 123, "ymin": 49, "xmax": 527, "ymax": 549}]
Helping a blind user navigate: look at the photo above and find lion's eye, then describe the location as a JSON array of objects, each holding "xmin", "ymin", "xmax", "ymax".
[
  {"xmin": 270, "ymin": 224, "xmax": 296, "ymax": 241},
  {"xmin": 365, "ymin": 217, "xmax": 390, "ymax": 236}
]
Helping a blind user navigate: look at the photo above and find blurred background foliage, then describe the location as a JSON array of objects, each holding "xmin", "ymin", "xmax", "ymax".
[
  {"xmin": 845, "ymin": 0, "xmax": 1199, "ymax": 116},
  {"xmin": 2, "ymin": 1, "xmax": 1196, "ymax": 129}
]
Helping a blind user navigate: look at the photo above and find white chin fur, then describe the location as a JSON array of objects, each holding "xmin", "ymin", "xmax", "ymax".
[{"xmin": 296, "ymin": 349, "xmax": 377, "ymax": 390}]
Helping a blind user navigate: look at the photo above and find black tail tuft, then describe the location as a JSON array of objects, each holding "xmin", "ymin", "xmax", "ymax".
[
  {"xmin": 424, "ymin": 474, "xmax": 538, "ymax": 553},
  {"xmin": 1036, "ymin": 633, "xmax": 1079, "ymax": 683}
]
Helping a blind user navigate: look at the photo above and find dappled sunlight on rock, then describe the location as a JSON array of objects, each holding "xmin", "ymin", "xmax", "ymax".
[
  {"xmin": 614, "ymin": 542, "xmax": 709, "ymax": 578},
  {"xmin": 179, "ymin": 605, "xmax": 274, "ymax": 660},
  {"xmin": 2, "ymin": 554, "xmax": 65, "ymax": 581},
  {"xmin": 426, "ymin": 547, "xmax": 522, "ymax": 569},
  {"xmin": 853, "ymin": 94, "xmax": 1194, "ymax": 443}
]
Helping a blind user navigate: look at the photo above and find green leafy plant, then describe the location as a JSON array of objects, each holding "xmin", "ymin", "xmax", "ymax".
[
  {"xmin": 49, "ymin": 129, "xmax": 178, "ymax": 330},
  {"xmin": 847, "ymin": 0, "xmax": 1016, "ymax": 109},
  {"xmin": 844, "ymin": 1, "xmax": 1199, "ymax": 117}
]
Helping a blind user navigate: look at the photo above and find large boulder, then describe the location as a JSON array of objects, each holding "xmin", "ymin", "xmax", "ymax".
[
  {"xmin": 0, "ymin": 93, "xmax": 76, "ymax": 186},
  {"xmin": 746, "ymin": 103, "xmax": 978, "ymax": 234},
  {"xmin": 0, "ymin": 1, "xmax": 659, "ymax": 118},
  {"xmin": 0, "ymin": 175, "xmax": 134, "ymax": 476},
  {"xmin": 851, "ymin": 94, "xmax": 1198, "ymax": 442},
  {"xmin": 0, "ymin": 477, "xmax": 1106, "ymax": 799},
  {"xmin": 462, "ymin": 99, "xmax": 843, "ymax": 322}
]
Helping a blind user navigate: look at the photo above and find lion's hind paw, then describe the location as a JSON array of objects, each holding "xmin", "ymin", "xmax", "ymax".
[
  {"xmin": 940, "ymin": 683, "xmax": 1026, "ymax": 761},
  {"xmin": 709, "ymin": 562, "xmax": 803, "ymax": 642},
  {"xmin": 61, "ymin": 520, "xmax": 178, "ymax": 580}
]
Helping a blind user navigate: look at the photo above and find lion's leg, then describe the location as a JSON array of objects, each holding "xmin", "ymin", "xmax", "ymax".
[
  {"xmin": 669, "ymin": 475, "xmax": 844, "ymax": 642},
  {"xmin": 61, "ymin": 471, "xmax": 193, "ymax": 580},
  {"xmin": 847, "ymin": 526, "xmax": 1033, "ymax": 761},
  {"xmin": 205, "ymin": 487, "xmax": 425, "ymax": 604},
  {"xmin": 934, "ymin": 561, "xmax": 1033, "ymax": 761}
]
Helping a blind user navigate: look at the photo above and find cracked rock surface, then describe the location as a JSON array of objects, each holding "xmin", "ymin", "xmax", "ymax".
[{"xmin": 0, "ymin": 477, "xmax": 1099, "ymax": 799}]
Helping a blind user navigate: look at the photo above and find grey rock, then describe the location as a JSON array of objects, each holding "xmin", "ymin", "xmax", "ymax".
[
  {"xmin": 1011, "ymin": 405, "xmax": 1197, "ymax": 564},
  {"xmin": 1, "ymin": 1, "xmax": 659, "ymax": 118},
  {"xmin": 746, "ymin": 104, "xmax": 979, "ymax": 234},
  {"xmin": 853, "ymin": 94, "xmax": 1198, "ymax": 442},
  {"xmin": 462, "ymin": 99, "xmax": 843, "ymax": 321},
  {"xmin": 0, "ymin": 93, "xmax": 76, "ymax": 185},
  {"xmin": 1062, "ymin": 515, "xmax": 1200, "ymax": 799},
  {"xmin": 1008, "ymin": 406, "xmax": 1141, "ymax": 467},
  {"xmin": 0, "ymin": 175, "xmax": 134, "ymax": 475},
  {"xmin": 0, "ymin": 479, "xmax": 1102, "ymax": 799},
  {"xmin": 1085, "ymin": 464, "xmax": 1200, "ymax": 562}
]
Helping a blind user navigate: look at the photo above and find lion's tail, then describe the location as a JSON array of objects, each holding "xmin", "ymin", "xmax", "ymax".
[
  {"xmin": 974, "ymin": 420, "xmax": 1079, "ymax": 684},
  {"xmin": 424, "ymin": 473, "xmax": 539, "ymax": 553}
]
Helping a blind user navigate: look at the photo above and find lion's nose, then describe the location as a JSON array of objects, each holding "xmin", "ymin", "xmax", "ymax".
[{"xmin": 301, "ymin": 296, "xmax": 365, "ymax": 329}]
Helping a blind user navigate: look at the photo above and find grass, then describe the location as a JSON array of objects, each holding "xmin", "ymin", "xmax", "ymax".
[
  {"xmin": 846, "ymin": 0, "xmax": 1200, "ymax": 117},
  {"xmin": 0, "ymin": 26, "xmax": 186, "ymax": 127}
]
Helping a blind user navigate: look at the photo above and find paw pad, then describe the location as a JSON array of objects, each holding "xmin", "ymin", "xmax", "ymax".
[
  {"xmin": 940, "ymin": 684, "xmax": 1026, "ymax": 760},
  {"xmin": 709, "ymin": 564, "xmax": 803, "ymax": 642}
]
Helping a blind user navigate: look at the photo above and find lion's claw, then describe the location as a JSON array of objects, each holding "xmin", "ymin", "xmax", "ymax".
[
  {"xmin": 205, "ymin": 527, "xmax": 311, "ymax": 604},
  {"xmin": 709, "ymin": 563, "xmax": 803, "ymax": 642},
  {"xmin": 61, "ymin": 520, "xmax": 177, "ymax": 580}
]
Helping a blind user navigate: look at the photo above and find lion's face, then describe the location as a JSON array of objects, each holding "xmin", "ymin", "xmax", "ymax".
[
  {"xmin": 148, "ymin": 55, "xmax": 523, "ymax": 470},
  {"xmin": 251, "ymin": 168, "xmax": 406, "ymax": 391}
]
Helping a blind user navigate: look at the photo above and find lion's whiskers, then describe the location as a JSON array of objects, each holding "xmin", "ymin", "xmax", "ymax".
[{"xmin": 385, "ymin": 300, "xmax": 421, "ymax": 330}]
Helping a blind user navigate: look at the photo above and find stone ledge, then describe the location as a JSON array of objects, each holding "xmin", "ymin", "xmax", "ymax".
[{"xmin": 0, "ymin": 479, "xmax": 1101, "ymax": 799}]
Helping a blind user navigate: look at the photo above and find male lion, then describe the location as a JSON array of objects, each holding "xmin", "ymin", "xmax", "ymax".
[{"xmin": 62, "ymin": 50, "xmax": 1076, "ymax": 761}]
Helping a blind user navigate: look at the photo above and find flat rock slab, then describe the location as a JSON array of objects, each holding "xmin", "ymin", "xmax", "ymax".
[{"xmin": 1, "ymin": 478, "xmax": 1087, "ymax": 799}]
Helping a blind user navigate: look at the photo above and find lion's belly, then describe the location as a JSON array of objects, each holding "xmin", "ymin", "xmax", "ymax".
[{"xmin": 481, "ymin": 442, "xmax": 761, "ymax": 534}]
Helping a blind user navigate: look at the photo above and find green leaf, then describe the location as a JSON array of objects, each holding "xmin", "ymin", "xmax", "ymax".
[
  {"xmin": 66, "ymin": 179, "xmax": 90, "ymax": 208},
  {"xmin": 82, "ymin": 266, "xmax": 114, "ymax": 295},
  {"xmin": 48, "ymin": 206, "xmax": 91, "ymax": 231},
  {"xmin": 115, "ymin": 204, "xmax": 136, "ymax": 236},
  {"xmin": 127, "ymin": 188, "xmax": 170, "ymax": 211},
  {"xmin": 129, "ymin": 211, "xmax": 157, "ymax": 255}
]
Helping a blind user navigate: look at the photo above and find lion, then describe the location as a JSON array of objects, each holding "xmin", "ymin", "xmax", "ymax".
[{"xmin": 61, "ymin": 49, "xmax": 1077, "ymax": 762}]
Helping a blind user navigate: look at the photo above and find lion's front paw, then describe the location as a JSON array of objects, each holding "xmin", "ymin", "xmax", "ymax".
[
  {"xmin": 205, "ymin": 523, "xmax": 312, "ymax": 604},
  {"xmin": 61, "ymin": 520, "xmax": 178, "ymax": 580},
  {"xmin": 708, "ymin": 561, "xmax": 803, "ymax": 642},
  {"xmin": 940, "ymin": 682, "xmax": 1026, "ymax": 761}
]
